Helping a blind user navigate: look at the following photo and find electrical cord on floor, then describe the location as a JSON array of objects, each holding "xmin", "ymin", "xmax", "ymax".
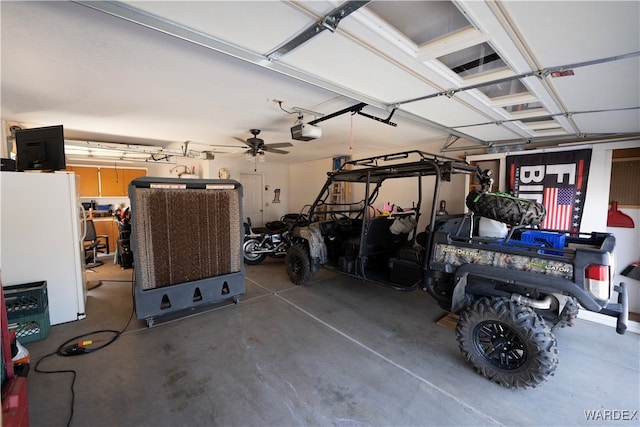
[{"xmin": 33, "ymin": 268, "xmax": 136, "ymax": 427}]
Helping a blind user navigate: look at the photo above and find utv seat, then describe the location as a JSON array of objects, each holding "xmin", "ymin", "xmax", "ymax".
[{"xmin": 350, "ymin": 216, "xmax": 411, "ymax": 258}]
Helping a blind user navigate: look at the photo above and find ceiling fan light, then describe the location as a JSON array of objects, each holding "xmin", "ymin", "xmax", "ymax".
[{"xmin": 258, "ymin": 152, "xmax": 266, "ymax": 162}]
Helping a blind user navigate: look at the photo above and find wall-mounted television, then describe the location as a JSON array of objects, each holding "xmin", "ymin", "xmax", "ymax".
[{"xmin": 15, "ymin": 125, "xmax": 66, "ymax": 171}]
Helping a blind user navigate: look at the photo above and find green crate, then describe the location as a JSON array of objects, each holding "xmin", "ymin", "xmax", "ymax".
[
  {"xmin": 3, "ymin": 281, "xmax": 48, "ymax": 317},
  {"xmin": 7, "ymin": 308, "xmax": 50, "ymax": 344}
]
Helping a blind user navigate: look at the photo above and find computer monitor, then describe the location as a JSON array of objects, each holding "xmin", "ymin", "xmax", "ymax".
[{"xmin": 15, "ymin": 125, "xmax": 66, "ymax": 171}]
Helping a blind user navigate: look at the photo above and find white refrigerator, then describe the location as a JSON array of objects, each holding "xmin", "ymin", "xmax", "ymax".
[{"xmin": 1, "ymin": 171, "xmax": 86, "ymax": 325}]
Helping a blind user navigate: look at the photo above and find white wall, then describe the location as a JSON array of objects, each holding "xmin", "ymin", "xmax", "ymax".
[
  {"xmin": 607, "ymin": 208, "xmax": 640, "ymax": 313},
  {"xmin": 289, "ymin": 157, "xmax": 334, "ymax": 214},
  {"xmin": 144, "ymin": 156, "xmax": 200, "ymax": 179},
  {"xmin": 579, "ymin": 141, "xmax": 640, "ymax": 313},
  {"xmin": 581, "ymin": 145, "xmax": 614, "ymax": 232},
  {"xmin": 202, "ymin": 156, "xmax": 292, "ymax": 223}
]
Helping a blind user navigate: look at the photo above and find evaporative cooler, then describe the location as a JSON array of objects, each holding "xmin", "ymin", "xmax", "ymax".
[{"xmin": 129, "ymin": 177, "xmax": 244, "ymax": 326}]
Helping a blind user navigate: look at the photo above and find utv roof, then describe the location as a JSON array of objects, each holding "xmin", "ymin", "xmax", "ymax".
[{"xmin": 329, "ymin": 150, "xmax": 480, "ymax": 184}]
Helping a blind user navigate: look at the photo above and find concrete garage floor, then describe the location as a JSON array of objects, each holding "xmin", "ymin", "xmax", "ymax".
[{"xmin": 24, "ymin": 257, "xmax": 639, "ymax": 427}]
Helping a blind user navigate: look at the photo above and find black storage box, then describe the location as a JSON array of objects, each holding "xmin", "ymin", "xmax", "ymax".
[{"xmin": 1, "ymin": 158, "xmax": 16, "ymax": 171}]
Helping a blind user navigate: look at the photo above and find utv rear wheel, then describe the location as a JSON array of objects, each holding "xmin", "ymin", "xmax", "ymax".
[
  {"xmin": 456, "ymin": 297, "xmax": 558, "ymax": 388},
  {"xmin": 466, "ymin": 190, "xmax": 546, "ymax": 226},
  {"xmin": 286, "ymin": 242, "xmax": 314, "ymax": 285},
  {"xmin": 242, "ymin": 238, "xmax": 267, "ymax": 265}
]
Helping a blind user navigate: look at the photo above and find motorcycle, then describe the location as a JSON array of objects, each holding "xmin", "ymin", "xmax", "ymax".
[{"xmin": 242, "ymin": 214, "xmax": 301, "ymax": 265}]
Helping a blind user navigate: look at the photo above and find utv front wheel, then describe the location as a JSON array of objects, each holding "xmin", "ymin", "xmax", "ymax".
[
  {"xmin": 286, "ymin": 243, "xmax": 314, "ymax": 285},
  {"xmin": 456, "ymin": 297, "xmax": 558, "ymax": 388}
]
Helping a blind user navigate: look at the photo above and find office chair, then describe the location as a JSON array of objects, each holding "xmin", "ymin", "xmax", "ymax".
[{"xmin": 84, "ymin": 219, "xmax": 109, "ymax": 268}]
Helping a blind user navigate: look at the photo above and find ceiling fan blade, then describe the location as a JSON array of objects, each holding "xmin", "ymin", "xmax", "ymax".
[
  {"xmin": 264, "ymin": 147, "xmax": 289, "ymax": 154},
  {"xmin": 232, "ymin": 137, "xmax": 248, "ymax": 145},
  {"xmin": 265, "ymin": 142, "xmax": 293, "ymax": 148},
  {"xmin": 210, "ymin": 143, "xmax": 248, "ymax": 148}
]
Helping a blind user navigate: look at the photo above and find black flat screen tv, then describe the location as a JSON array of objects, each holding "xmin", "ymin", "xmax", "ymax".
[{"xmin": 15, "ymin": 125, "xmax": 66, "ymax": 171}]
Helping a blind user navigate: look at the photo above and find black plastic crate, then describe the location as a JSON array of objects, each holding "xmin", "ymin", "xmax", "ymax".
[{"xmin": 3, "ymin": 281, "xmax": 48, "ymax": 318}]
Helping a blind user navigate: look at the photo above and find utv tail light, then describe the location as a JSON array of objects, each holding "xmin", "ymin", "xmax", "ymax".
[{"xmin": 585, "ymin": 264, "xmax": 610, "ymax": 300}]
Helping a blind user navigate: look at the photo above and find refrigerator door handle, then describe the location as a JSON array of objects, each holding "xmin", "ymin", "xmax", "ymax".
[{"xmin": 79, "ymin": 205, "xmax": 87, "ymax": 241}]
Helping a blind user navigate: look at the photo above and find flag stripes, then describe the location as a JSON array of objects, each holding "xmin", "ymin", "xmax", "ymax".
[{"xmin": 541, "ymin": 187, "xmax": 574, "ymax": 230}]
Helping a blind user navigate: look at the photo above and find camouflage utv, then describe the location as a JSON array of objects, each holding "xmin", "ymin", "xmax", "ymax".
[{"xmin": 285, "ymin": 150, "xmax": 628, "ymax": 388}]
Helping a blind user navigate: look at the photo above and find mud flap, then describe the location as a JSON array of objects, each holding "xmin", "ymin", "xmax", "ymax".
[
  {"xmin": 294, "ymin": 224, "xmax": 327, "ymax": 266},
  {"xmin": 451, "ymin": 273, "xmax": 468, "ymax": 313}
]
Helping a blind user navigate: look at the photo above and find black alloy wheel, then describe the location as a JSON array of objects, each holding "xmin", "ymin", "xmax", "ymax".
[
  {"xmin": 285, "ymin": 242, "xmax": 314, "ymax": 285},
  {"xmin": 473, "ymin": 320, "xmax": 527, "ymax": 370},
  {"xmin": 456, "ymin": 297, "xmax": 558, "ymax": 388}
]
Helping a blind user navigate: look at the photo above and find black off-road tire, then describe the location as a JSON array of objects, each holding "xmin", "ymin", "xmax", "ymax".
[
  {"xmin": 286, "ymin": 242, "xmax": 314, "ymax": 285},
  {"xmin": 466, "ymin": 189, "xmax": 546, "ymax": 226},
  {"xmin": 242, "ymin": 238, "xmax": 267, "ymax": 265},
  {"xmin": 552, "ymin": 297, "xmax": 579, "ymax": 330},
  {"xmin": 456, "ymin": 297, "xmax": 558, "ymax": 388}
]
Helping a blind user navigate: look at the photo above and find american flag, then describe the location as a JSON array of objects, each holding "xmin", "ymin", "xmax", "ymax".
[{"xmin": 541, "ymin": 187, "xmax": 574, "ymax": 230}]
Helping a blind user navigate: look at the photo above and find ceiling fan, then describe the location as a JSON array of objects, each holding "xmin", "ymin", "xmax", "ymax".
[{"xmin": 233, "ymin": 129, "xmax": 293, "ymax": 157}]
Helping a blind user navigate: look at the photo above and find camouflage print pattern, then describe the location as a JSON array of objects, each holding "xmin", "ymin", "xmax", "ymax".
[
  {"xmin": 294, "ymin": 223, "xmax": 328, "ymax": 264},
  {"xmin": 434, "ymin": 244, "xmax": 573, "ymax": 279}
]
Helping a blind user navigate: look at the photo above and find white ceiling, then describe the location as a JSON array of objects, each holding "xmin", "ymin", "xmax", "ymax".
[{"xmin": 2, "ymin": 1, "xmax": 639, "ymax": 164}]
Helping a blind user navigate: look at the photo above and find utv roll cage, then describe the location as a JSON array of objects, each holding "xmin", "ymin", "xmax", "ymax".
[{"xmin": 306, "ymin": 150, "xmax": 484, "ymax": 234}]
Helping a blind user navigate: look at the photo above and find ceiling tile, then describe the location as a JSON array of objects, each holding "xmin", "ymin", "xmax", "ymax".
[
  {"xmin": 279, "ymin": 31, "xmax": 439, "ymax": 103},
  {"xmin": 453, "ymin": 123, "xmax": 521, "ymax": 141},
  {"xmin": 401, "ymin": 96, "xmax": 491, "ymax": 127},
  {"xmin": 123, "ymin": 1, "xmax": 312, "ymax": 55},
  {"xmin": 573, "ymin": 110, "xmax": 640, "ymax": 134},
  {"xmin": 0, "ymin": 1, "xmax": 339, "ymax": 153},
  {"xmin": 500, "ymin": 1, "xmax": 640, "ymax": 66},
  {"xmin": 547, "ymin": 57, "xmax": 640, "ymax": 112}
]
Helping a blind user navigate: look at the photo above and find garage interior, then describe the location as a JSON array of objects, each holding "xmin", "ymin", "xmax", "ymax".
[
  {"xmin": 1, "ymin": 1, "xmax": 639, "ymax": 426},
  {"xmin": 23, "ymin": 259, "xmax": 640, "ymax": 426}
]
